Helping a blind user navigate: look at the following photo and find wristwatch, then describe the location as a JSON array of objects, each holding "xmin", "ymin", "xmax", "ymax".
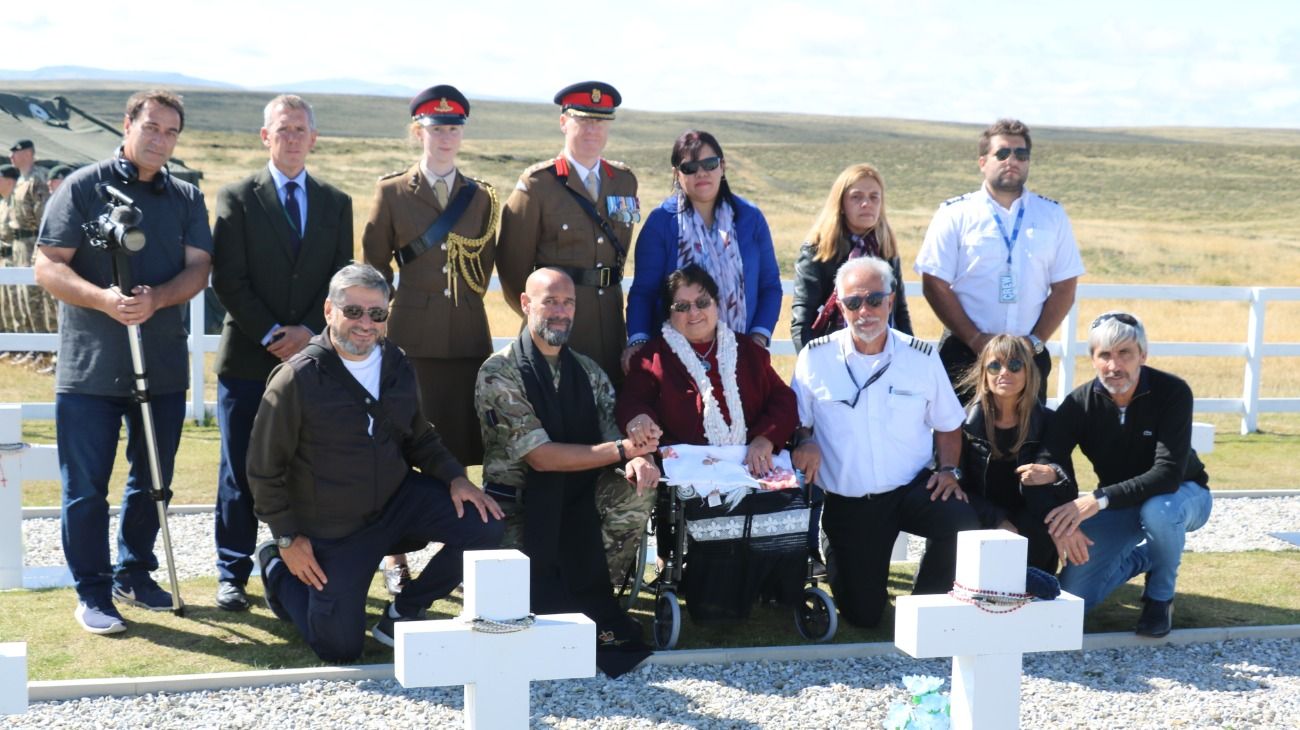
[
  {"xmin": 1027, "ymin": 334, "xmax": 1045, "ymax": 355},
  {"xmin": 276, "ymin": 534, "xmax": 296, "ymax": 549},
  {"xmin": 1092, "ymin": 489, "xmax": 1110, "ymax": 510},
  {"xmin": 938, "ymin": 465, "xmax": 963, "ymax": 481},
  {"xmin": 615, "ymin": 439, "xmax": 627, "ymax": 461}
]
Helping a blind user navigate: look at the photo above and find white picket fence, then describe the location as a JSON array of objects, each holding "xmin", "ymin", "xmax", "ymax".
[{"xmin": 2, "ymin": 267, "xmax": 1298, "ymax": 434}]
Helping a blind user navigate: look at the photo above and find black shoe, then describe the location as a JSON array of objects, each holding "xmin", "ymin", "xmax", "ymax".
[
  {"xmin": 1135, "ymin": 597, "xmax": 1173, "ymax": 637},
  {"xmin": 216, "ymin": 581, "xmax": 251, "ymax": 612},
  {"xmin": 256, "ymin": 541, "xmax": 291, "ymax": 622},
  {"xmin": 371, "ymin": 602, "xmax": 426, "ymax": 647}
]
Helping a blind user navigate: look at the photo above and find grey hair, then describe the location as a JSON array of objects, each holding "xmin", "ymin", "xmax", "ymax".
[
  {"xmin": 263, "ymin": 94, "xmax": 316, "ymax": 130},
  {"xmin": 328, "ymin": 263, "xmax": 390, "ymax": 303},
  {"xmin": 835, "ymin": 256, "xmax": 895, "ymax": 296},
  {"xmin": 1089, "ymin": 310, "xmax": 1147, "ymax": 356}
]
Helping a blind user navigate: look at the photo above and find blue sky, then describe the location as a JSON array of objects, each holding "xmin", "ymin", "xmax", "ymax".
[{"xmin": 11, "ymin": 0, "xmax": 1299, "ymax": 128}]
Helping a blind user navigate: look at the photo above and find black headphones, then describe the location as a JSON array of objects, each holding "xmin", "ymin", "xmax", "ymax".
[{"xmin": 112, "ymin": 146, "xmax": 170, "ymax": 194}]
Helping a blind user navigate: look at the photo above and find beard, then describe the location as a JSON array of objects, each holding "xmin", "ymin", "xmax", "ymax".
[
  {"xmin": 1099, "ymin": 374, "xmax": 1136, "ymax": 397},
  {"xmin": 532, "ymin": 316, "xmax": 572, "ymax": 347},
  {"xmin": 331, "ymin": 322, "xmax": 378, "ymax": 357},
  {"xmin": 988, "ymin": 170, "xmax": 1027, "ymax": 196},
  {"xmin": 850, "ymin": 317, "xmax": 887, "ymax": 344}
]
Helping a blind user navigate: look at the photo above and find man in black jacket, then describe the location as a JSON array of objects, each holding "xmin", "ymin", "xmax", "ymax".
[
  {"xmin": 248, "ymin": 264, "xmax": 503, "ymax": 662},
  {"xmin": 1038, "ymin": 311, "xmax": 1212, "ymax": 637}
]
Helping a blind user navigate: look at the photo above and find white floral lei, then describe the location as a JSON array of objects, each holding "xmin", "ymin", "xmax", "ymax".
[{"xmin": 661, "ymin": 321, "xmax": 747, "ymax": 445}]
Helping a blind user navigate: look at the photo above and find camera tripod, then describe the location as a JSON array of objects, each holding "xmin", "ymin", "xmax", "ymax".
[{"xmin": 111, "ymin": 249, "xmax": 185, "ymax": 616}]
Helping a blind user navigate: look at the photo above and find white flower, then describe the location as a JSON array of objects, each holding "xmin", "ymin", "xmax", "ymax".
[
  {"xmin": 883, "ymin": 703, "xmax": 913, "ymax": 730},
  {"xmin": 901, "ymin": 675, "xmax": 946, "ymax": 696}
]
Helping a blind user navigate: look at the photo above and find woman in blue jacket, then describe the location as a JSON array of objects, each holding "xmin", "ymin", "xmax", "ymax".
[{"xmin": 622, "ymin": 130, "xmax": 782, "ymax": 372}]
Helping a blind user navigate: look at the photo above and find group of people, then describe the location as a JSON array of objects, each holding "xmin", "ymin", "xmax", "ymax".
[
  {"xmin": 26, "ymin": 83, "xmax": 1211, "ymax": 666},
  {"xmin": 0, "ymin": 138, "xmax": 66, "ymax": 367}
]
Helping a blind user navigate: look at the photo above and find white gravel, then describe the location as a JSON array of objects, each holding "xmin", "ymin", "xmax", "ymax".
[
  {"xmin": 4, "ymin": 638, "xmax": 1297, "ymax": 729},
  {"xmin": 20, "ymin": 495, "xmax": 1300, "ymax": 581}
]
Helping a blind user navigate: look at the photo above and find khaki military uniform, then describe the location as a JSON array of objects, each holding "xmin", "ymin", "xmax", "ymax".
[
  {"xmin": 10, "ymin": 168, "xmax": 53, "ymax": 332},
  {"xmin": 497, "ymin": 156, "xmax": 638, "ymax": 382},
  {"xmin": 363, "ymin": 164, "xmax": 497, "ymax": 465},
  {"xmin": 0, "ymin": 192, "xmax": 13, "ymax": 334},
  {"xmin": 476, "ymin": 339, "xmax": 654, "ymax": 586}
]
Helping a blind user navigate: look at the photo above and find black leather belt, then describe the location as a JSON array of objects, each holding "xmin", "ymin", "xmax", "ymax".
[
  {"xmin": 13, "ymin": 229, "xmax": 37, "ymax": 238},
  {"xmin": 545, "ymin": 265, "xmax": 619, "ymax": 290},
  {"xmin": 484, "ymin": 481, "xmax": 519, "ymax": 503}
]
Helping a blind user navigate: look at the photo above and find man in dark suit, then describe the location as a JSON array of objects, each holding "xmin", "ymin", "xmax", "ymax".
[{"xmin": 211, "ymin": 94, "xmax": 354, "ymax": 611}]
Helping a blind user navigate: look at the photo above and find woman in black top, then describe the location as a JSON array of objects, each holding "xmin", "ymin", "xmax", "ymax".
[
  {"xmin": 960, "ymin": 335, "xmax": 1073, "ymax": 572},
  {"xmin": 791, "ymin": 163, "xmax": 912, "ymax": 352}
]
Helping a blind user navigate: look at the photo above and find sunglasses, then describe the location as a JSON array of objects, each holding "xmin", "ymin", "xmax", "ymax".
[
  {"xmin": 678, "ymin": 156, "xmax": 722, "ymax": 175},
  {"xmin": 991, "ymin": 147, "xmax": 1031, "ymax": 162},
  {"xmin": 339, "ymin": 304, "xmax": 390, "ymax": 322},
  {"xmin": 840, "ymin": 291, "xmax": 889, "ymax": 311},
  {"xmin": 1090, "ymin": 312, "xmax": 1139, "ymax": 330},
  {"xmin": 670, "ymin": 295, "xmax": 714, "ymax": 313},
  {"xmin": 986, "ymin": 358, "xmax": 1025, "ymax": 374}
]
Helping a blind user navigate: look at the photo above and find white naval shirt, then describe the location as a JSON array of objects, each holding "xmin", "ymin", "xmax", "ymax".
[
  {"xmin": 792, "ymin": 328, "xmax": 964, "ymax": 497},
  {"xmin": 914, "ymin": 185, "xmax": 1085, "ymax": 337}
]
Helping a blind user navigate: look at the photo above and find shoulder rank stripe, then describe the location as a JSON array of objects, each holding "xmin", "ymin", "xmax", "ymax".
[
  {"xmin": 907, "ymin": 337, "xmax": 934, "ymax": 356},
  {"xmin": 1036, "ymin": 193, "xmax": 1061, "ymax": 206},
  {"xmin": 941, "ymin": 193, "xmax": 970, "ymax": 207},
  {"xmin": 806, "ymin": 334, "xmax": 833, "ymax": 349}
]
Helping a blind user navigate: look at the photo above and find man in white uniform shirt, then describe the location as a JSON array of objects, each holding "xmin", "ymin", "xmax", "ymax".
[
  {"xmin": 914, "ymin": 118, "xmax": 1085, "ymax": 402},
  {"xmin": 791, "ymin": 257, "xmax": 978, "ymax": 628}
]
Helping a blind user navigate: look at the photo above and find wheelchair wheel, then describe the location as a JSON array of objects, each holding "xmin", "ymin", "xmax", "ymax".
[
  {"xmin": 653, "ymin": 591, "xmax": 681, "ymax": 650},
  {"xmin": 794, "ymin": 586, "xmax": 837, "ymax": 643}
]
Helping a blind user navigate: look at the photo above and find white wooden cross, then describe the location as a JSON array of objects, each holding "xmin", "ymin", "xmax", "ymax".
[
  {"xmin": 394, "ymin": 549, "xmax": 595, "ymax": 729},
  {"xmin": 0, "ymin": 642, "xmax": 26, "ymax": 716},
  {"xmin": 0, "ymin": 404, "xmax": 70, "ymax": 590},
  {"xmin": 895, "ymin": 530, "xmax": 1084, "ymax": 730}
]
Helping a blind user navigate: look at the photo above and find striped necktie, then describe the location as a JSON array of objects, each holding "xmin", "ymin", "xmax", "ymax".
[{"xmin": 284, "ymin": 180, "xmax": 303, "ymax": 255}]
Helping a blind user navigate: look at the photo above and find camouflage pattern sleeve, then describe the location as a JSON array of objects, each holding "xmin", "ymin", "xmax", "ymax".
[
  {"xmin": 578, "ymin": 351, "xmax": 622, "ymax": 441},
  {"xmin": 12, "ymin": 177, "xmax": 49, "ymax": 231},
  {"xmin": 475, "ymin": 345, "xmax": 552, "ymax": 486}
]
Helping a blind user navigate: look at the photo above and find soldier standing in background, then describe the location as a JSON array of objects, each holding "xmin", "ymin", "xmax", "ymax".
[
  {"xmin": 0, "ymin": 164, "xmax": 18, "ymax": 348},
  {"xmin": 9, "ymin": 140, "xmax": 55, "ymax": 343},
  {"xmin": 496, "ymin": 81, "xmax": 640, "ymax": 383}
]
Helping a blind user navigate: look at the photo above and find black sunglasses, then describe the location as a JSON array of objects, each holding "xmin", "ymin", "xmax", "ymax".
[
  {"xmin": 339, "ymin": 304, "xmax": 390, "ymax": 322},
  {"xmin": 986, "ymin": 358, "xmax": 1025, "ymax": 374},
  {"xmin": 991, "ymin": 147, "xmax": 1031, "ymax": 162},
  {"xmin": 670, "ymin": 295, "xmax": 714, "ymax": 313},
  {"xmin": 840, "ymin": 291, "xmax": 889, "ymax": 311},
  {"xmin": 1090, "ymin": 312, "xmax": 1139, "ymax": 330},
  {"xmin": 678, "ymin": 156, "xmax": 722, "ymax": 175}
]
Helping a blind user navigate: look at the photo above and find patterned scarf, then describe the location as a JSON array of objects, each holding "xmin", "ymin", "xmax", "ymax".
[{"xmin": 675, "ymin": 193, "xmax": 746, "ymax": 332}]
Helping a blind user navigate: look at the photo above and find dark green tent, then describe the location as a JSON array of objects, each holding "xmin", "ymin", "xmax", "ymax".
[{"xmin": 0, "ymin": 92, "xmax": 203, "ymax": 184}]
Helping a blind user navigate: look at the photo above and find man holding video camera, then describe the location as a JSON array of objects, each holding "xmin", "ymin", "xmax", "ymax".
[{"xmin": 35, "ymin": 90, "xmax": 213, "ymax": 635}]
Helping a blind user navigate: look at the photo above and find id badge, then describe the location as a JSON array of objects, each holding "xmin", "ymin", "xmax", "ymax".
[{"xmin": 999, "ymin": 272, "xmax": 1017, "ymax": 303}]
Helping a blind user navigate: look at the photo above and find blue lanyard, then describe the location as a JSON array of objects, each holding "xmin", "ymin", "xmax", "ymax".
[{"xmin": 987, "ymin": 200, "xmax": 1025, "ymax": 266}]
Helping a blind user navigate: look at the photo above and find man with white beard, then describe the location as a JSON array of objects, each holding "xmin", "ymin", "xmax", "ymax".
[{"xmin": 791, "ymin": 256, "xmax": 979, "ymax": 628}]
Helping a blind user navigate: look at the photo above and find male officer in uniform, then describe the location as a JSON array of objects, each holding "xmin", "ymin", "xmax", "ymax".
[
  {"xmin": 210, "ymin": 94, "xmax": 353, "ymax": 612},
  {"xmin": 0, "ymin": 164, "xmax": 19, "ymax": 341},
  {"xmin": 48, "ymin": 165, "xmax": 74, "ymax": 196},
  {"xmin": 791, "ymin": 257, "xmax": 979, "ymax": 628},
  {"xmin": 497, "ymin": 81, "xmax": 639, "ymax": 382},
  {"xmin": 9, "ymin": 140, "xmax": 54, "ymax": 337},
  {"xmin": 914, "ymin": 119, "xmax": 1084, "ymax": 401},
  {"xmin": 477, "ymin": 267, "xmax": 658, "ymax": 595}
]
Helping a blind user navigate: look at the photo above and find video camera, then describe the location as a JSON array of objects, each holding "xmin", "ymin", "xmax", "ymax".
[{"xmin": 83, "ymin": 183, "xmax": 146, "ymax": 254}]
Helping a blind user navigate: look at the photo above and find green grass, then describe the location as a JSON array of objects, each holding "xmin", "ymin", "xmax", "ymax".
[{"xmin": 2, "ymin": 552, "xmax": 1295, "ymax": 681}]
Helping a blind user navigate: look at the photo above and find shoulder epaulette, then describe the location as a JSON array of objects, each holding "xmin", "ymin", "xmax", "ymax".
[
  {"xmin": 378, "ymin": 169, "xmax": 404, "ymax": 181},
  {"xmin": 806, "ymin": 334, "xmax": 833, "ymax": 349},
  {"xmin": 603, "ymin": 158, "xmax": 633, "ymax": 172},
  {"xmin": 522, "ymin": 159, "xmax": 558, "ymax": 178},
  {"xmin": 1035, "ymin": 193, "xmax": 1061, "ymax": 206},
  {"xmin": 467, "ymin": 175, "xmax": 495, "ymax": 189},
  {"xmin": 941, "ymin": 193, "xmax": 971, "ymax": 207},
  {"xmin": 903, "ymin": 334, "xmax": 934, "ymax": 356}
]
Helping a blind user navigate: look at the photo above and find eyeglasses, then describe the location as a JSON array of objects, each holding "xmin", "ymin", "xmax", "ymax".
[
  {"xmin": 670, "ymin": 295, "xmax": 714, "ymax": 313},
  {"xmin": 1090, "ymin": 312, "xmax": 1139, "ymax": 330},
  {"xmin": 678, "ymin": 156, "xmax": 722, "ymax": 175},
  {"xmin": 991, "ymin": 147, "xmax": 1031, "ymax": 162},
  {"xmin": 339, "ymin": 304, "xmax": 390, "ymax": 322},
  {"xmin": 986, "ymin": 358, "xmax": 1025, "ymax": 374},
  {"xmin": 840, "ymin": 291, "xmax": 889, "ymax": 311}
]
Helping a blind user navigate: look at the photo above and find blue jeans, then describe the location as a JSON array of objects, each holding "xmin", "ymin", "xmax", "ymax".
[
  {"xmin": 214, "ymin": 376, "xmax": 265, "ymax": 585},
  {"xmin": 57, "ymin": 391, "xmax": 185, "ymax": 603},
  {"xmin": 1060, "ymin": 481, "xmax": 1213, "ymax": 610},
  {"xmin": 266, "ymin": 470, "xmax": 504, "ymax": 663}
]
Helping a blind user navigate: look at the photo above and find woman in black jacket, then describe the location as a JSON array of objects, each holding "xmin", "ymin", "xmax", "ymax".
[
  {"xmin": 959, "ymin": 335, "xmax": 1074, "ymax": 572},
  {"xmin": 791, "ymin": 163, "xmax": 912, "ymax": 352}
]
